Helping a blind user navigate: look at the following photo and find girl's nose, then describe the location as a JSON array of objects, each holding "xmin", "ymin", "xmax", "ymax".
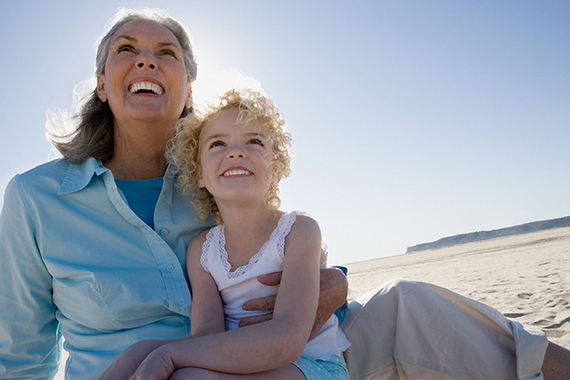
[{"xmin": 227, "ymin": 145, "xmax": 245, "ymax": 159}]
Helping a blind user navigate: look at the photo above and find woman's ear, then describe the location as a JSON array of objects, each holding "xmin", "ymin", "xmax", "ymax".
[
  {"xmin": 185, "ymin": 84, "xmax": 193, "ymax": 109},
  {"xmin": 96, "ymin": 75, "xmax": 107, "ymax": 102}
]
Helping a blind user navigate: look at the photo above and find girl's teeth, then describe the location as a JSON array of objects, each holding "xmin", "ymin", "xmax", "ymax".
[{"xmin": 224, "ymin": 170, "xmax": 251, "ymax": 176}]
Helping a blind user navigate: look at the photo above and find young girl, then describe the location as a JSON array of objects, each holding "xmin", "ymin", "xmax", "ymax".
[{"xmin": 101, "ymin": 89, "xmax": 349, "ymax": 379}]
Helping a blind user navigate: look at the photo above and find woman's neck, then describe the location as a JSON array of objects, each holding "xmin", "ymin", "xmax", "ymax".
[
  {"xmin": 105, "ymin": 152, "xmax": 166, "ymax": 180},
  {"xmin": 105, "ymin": 121, "xmax": 173, "ymax": 180}
]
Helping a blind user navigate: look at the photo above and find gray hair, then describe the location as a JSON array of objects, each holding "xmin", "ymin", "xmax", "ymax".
[{"xmin": 50, "ymin": 8, "xmax": 197, "ymax": 163}]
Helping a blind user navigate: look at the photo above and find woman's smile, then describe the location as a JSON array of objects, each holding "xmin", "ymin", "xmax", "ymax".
[{"xmin": 128, "ymin": 80, "xmax": 164, "ymax": 95}]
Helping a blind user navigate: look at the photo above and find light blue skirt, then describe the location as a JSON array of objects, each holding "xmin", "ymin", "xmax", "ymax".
[{"xmin": 293, "ymin": 354, "xmax": 348, "ymax": 379}]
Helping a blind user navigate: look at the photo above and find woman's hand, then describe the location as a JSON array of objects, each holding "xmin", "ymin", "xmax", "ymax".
[
  {"xmin": 240, "ymin": 267, "xmax": 348, "ymax": 337},
  {"xmin": 98, "ymin": 340, "xmax": 169, "ymax": 380}
]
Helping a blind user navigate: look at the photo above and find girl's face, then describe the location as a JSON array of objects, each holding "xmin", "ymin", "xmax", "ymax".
[
  {"xmin": 198, "ymin": 108, "xmax": 275, "ymax": 207},
  {"xmin": 96, "ymin": 20, "xmax": 192, "ymax": 131}
]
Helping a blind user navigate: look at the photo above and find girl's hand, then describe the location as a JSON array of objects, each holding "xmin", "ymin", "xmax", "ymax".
[
  {"xmin": 98, "ymin": 340, "xmax": 169, "ymax": 380},
  {"xmin": 129, "ymin": 345, "xmax": 177, "ymax": 380}
]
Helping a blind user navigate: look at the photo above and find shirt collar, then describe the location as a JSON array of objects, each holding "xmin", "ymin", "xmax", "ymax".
[
  {"xmin": 58, "ymin": 158, "xmax": 177, "ymax": 194},
  {"xmin": 59, "ymin": 158, "xmax": 108, "ymax": 194}
]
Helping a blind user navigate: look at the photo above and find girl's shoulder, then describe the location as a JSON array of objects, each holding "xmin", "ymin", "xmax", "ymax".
[
  {"xmin": 187, "ymin": 228, "xmax": 215, "ymax": 257},
  {"xmin": 290, "ymin": 212, "xmax": 320, "ymax": 232},
  {"xmin": 284, "ymin": 211, "xmax": 321, "ymax": 242},
  {"xmin": 281, "ymin": 211, "xmax": 325, "ymax": 263}
]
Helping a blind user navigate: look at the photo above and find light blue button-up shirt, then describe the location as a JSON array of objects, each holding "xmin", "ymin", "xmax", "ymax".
[{"xmin": 0, "ymin": 158, "xmax": 213, "ymax": 379}]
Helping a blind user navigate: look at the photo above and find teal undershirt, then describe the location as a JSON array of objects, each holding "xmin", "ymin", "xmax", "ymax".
[{"xmin": 115, "ymin": 177, "xmax": 163, "ymax": 229}]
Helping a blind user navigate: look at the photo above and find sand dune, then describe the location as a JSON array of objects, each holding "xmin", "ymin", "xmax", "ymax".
[{"xmin": 345, "ymin": 226, "xmax": 570, "ymax": 348}]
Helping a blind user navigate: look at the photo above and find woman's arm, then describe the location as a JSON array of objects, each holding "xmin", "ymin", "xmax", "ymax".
[
  {"xmin": 240, "ymin": 263, "xmax": 349, "ymax": 337},
  {"xmin": 130, "ymin": 215, "xmax": 323, "ymax": 379},
  {"xmin": 0, "ymin": 177, "xmax": 60, "ymax": 378}
]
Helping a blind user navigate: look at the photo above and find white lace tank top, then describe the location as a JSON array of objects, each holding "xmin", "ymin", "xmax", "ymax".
[{"xmin": 200, "ymin": 210, "xmax": 350, "ymax": 361}]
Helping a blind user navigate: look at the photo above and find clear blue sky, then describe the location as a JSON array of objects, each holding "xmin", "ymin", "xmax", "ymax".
[{"xmin": 1, "ymin": 0, "xmax": 569, "ymax": 265}]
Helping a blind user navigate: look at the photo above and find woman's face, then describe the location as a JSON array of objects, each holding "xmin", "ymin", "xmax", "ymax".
[{"xmin": 96, "ymin": 20, "xmax": 192, "ymax": 131}]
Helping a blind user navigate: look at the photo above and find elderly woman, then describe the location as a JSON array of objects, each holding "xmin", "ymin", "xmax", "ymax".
[{"xmin": 0, "ymin": 7, "xmax": 568, "ymax": 380}]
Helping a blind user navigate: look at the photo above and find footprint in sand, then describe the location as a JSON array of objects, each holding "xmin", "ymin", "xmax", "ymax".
[
  {"xmin": 545, "ymin": 299, "xmax": 569, "ymax": 308},
  {"xmin": 546, "ymin": 316, "xmax": 570, "ymax": 330},
  {"xmin": 504, "ymin": 313, "xmax": 525, "ymax": 318}
]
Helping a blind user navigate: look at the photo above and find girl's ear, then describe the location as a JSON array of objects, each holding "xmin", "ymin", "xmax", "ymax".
[{"xmin": 196, "ymin": 169, "xmax": 206, "ymax": 188}]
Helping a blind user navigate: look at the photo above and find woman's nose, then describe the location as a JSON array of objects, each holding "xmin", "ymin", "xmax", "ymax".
[{"xmin": 136, "ymin": 50, "xmax": 156, "ymax": 70}]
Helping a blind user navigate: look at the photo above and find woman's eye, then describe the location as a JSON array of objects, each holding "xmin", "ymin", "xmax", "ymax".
[
  {"xmin": 116, "ymin": 45, "xmax": 134, "ymax": 53},
  {"xmin": 161, "ymin": 49, "xmax": 177, "ymax": 57}
]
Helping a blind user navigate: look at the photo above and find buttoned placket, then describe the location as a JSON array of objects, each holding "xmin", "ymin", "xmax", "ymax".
[{"xmin": 99, "ymin": 165, "xmax": 192, "ymax": 315}]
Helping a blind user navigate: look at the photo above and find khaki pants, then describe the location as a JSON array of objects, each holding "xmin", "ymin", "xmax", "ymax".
[{"xmin": 341, "ymin": 279, "xmax": 548, "ymax": 380}]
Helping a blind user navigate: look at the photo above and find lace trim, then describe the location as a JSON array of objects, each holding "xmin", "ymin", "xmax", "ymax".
[
  {"xmin": 220, "ymin": 211, "xmax": 299, "ymax": 279},
  {"xmin": 275, "ymin": 211, "xmax": 300, "ymax": 267},
  {"xmin": 320, "ymin": 242, "xmax": 329, "ymax": 268},
  {"xmin": 276, "ymin": 211, "xmax": 330, "ymax": 268},
  {"xmin": 200, "ymin": 227, "xmax": 220, "ymax": 274},
  {"xmin": 200, "ymin": 212, "xmax": 328, "ymax": 275}
]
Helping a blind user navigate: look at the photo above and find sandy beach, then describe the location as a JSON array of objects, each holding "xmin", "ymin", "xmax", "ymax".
[
  {"xmin": 55, "ymin": 226, "xmax": 569, "ymax": 378},
  {"xmin": 345, "ymin": 226, "xmax": 570, "ymax": 349}
]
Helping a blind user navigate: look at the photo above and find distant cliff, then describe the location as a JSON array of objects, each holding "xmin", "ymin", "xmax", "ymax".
[{"xmin": 406, "ymin": 215, "xmax": 570, "ymax": 253}]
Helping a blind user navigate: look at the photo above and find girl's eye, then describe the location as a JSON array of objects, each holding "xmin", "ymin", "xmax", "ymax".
[
  {"xmin": 248, "ymin": 138, "xmax": 264, "ymax": 146},
  {"xmin": 210, "ymin": 140, "xmax": 225, "ymax": 148}
]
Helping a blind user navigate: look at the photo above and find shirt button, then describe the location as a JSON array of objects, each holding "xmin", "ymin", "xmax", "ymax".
[
  {"xmin": 177, "ymin": 298, "xmax": 185, "ymax": 306},
  {"xmin": 160, "ymin": 228, "xmax": 169, "ymax": 236},
  {"xmin": 167, "ymin": 264, "xmax": 174, "ymax": 272}
]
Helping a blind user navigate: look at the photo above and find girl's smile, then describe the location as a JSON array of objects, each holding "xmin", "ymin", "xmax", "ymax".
[{"xmin": 221, "ymin": 167, "xmax": 253, "ymax": 177}]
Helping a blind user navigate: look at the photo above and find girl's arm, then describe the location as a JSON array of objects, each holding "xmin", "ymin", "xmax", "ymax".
[
  {"xmin": 186, "ymin": 231, "xmax": 226, "ymax": 337},
  {"xmin": 131, "ymin": 215, "xmax": 323, "ymax": 379}
]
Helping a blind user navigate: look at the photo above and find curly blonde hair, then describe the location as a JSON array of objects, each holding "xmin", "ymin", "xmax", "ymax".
[{"xmin": 168, "ymin": 89, "xmax": 293, "ymax": 224}]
